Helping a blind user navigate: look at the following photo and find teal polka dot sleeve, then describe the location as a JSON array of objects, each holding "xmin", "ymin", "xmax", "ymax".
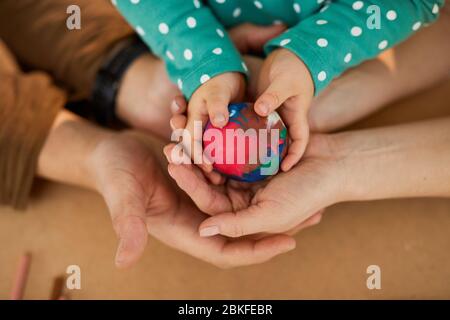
[
  {"xmin": 265, "ymin": 0, "xmax": 444, "ymax": 95},
  {"xmin": 114, "ymin": 0, "xmax": 247, "ymax": 98},
  {"xmin": 114, "ymin": 0, "xmax": 444, "ymax": 99}
]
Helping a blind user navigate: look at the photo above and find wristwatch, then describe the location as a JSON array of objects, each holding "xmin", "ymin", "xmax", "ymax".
[{"xmin": 91, "ymin": 37, "xmax": 149, "ymax": 127}]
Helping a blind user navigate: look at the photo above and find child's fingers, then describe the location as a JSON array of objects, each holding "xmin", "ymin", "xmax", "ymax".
[
  {"xmin": 205, "ymin": 90, "xmax": 231, "ymax": 128},
  {"xmin": 169, "ymin": 114, "xmax": 187, "ymax": 131},
  {"xmin": 280, "ymin": 105, "xmax": 310, "ymax": 171},
  {"xmin": 281, "ymin": 122, "xmax": 309, "ymax": 171},
  {"xmin": 164, "ymin": 143, "xmax": 224, "ymax": 186},
  {"xmin": 163, "ymin": 143, "xmax": 191, "ymax": 165},
  {"xmin": 254, "ymin": 76, "xmax": 297, "ymax": 117},
  {"xmin": 170, "ymin": 96, "xmax": 187, "ymax": 115},
  {"xmin": 185, "ymin": 103, "xmax": 213, "ymax": 172}
]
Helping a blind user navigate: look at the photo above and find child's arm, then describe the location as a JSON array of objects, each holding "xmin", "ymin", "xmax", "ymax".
[
  {"xmin": 251, "ymin": 0, "xmax": 444, "ymax": 171},
  {"xmin": 114, "ymin": 0, "xmax": 247, "ymax": 98},
  {"xmin": 265, "ymin": 0, "xmax": 444, "ymax": 95}
]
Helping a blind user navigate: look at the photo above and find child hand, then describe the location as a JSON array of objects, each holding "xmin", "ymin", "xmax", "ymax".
[
  {"xmin": 255, "ymin": 48, "xmax": 314, "ymax": 171},
  {"xmin": 182, "ymin": 72, "xmax": 245, "ymax": 172}
]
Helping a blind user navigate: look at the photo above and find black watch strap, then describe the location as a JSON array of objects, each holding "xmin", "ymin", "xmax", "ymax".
[{"xmin": 91, "ymin": 37, "xmax": 149, "ymax": 126}]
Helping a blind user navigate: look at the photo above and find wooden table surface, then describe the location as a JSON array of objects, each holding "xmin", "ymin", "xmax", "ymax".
[{"xmin": 1, "ymin": 81, "xmax": 449, "ymax": 299}]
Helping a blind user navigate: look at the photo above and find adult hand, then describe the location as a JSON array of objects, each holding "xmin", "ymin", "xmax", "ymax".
[
  {"xmin": 164, "ymin": 133, "xmax": 334, "ymax": 238},
  {"xmin": 167, "ymin": 113, "xmax": 450, "ymax": 238},
  {"xmin": 166, "ymin": 103, "xmax": 327, "ymax": 236},
  {"xmin": 87, "ymin": 131, "xmax": 298, "ymax": 268}
]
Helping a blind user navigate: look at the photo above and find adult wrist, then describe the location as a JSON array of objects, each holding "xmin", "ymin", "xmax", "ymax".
[
  {"xmin": 37, "ymin": 111, "xmax": 116, "ymax": 191},
  {"xmin": 337, "ymin": 119, "xmax": 450, "ymax": 201},
  {"xmin": 83, "ymin": 130, "xmax": 122, "ymax": 193},
  {"xmin": 330, "ymin": 128, "xmax": 406, "ymax": 203},
  {"xmin": 296, "ymin": 134, "xmax": 356, "ymax": 206},
  {"xmin": 325, "ymin": 130, "xmax": 376, "ymax": 202}
]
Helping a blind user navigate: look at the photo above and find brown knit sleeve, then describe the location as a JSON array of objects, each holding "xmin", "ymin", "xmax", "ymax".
[
  {"xmin": 0, "ymin": 0, "xmax": 134, "ymax": 100},
  {"xmin": 0, "ymin": 42, "xmax": 66, "ymax": 210}
]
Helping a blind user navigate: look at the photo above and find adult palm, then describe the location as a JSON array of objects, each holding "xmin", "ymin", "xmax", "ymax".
[
  {"xmin": 88, "ymin": 131, "xmax": 299, "ymax": 268},
  {"xmin": 163, "ymin": 133, "xmax": 332, "ymax": 239}
]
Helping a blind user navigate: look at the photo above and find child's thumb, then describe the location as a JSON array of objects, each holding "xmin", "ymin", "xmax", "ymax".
[{"xmin": 254, "ymin": 77, "xmax": 295, "ymax": 116}]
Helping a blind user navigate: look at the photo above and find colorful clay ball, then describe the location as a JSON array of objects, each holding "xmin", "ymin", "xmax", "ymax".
[{"xmin": 203, "ymin": 102, "xmax": 288, "ymax": 182}]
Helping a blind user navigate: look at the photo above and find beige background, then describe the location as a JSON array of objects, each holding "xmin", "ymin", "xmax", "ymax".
[{"xmin": 1, "ymin": 81, "xmax": 449, "ymax": 299}]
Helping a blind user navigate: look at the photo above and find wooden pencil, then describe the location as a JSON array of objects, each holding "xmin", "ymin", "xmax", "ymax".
[{"xmin": 10, "ymin": 252, "xmax": 32, "ymax": 300}]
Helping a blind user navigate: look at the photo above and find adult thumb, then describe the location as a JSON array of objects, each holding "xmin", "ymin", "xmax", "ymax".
[
  {"xmin": 113, "ymin": 214, "xmax": 148, "ymax": 269},
  {"xmin": 228, "ymin": 23, "xmax": 287, "ymax": 54}
]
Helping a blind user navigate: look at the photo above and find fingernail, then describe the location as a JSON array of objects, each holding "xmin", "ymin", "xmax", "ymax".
[
  {"xmin": 258, "ymin": 102, "xmax": 269, "ymax": 115},
  {"xmin": 163, "ymin": 147, "xmax": 171, "ymax": 162},
  {"xmin": 115, "ymin": 239, "xmax": 125, "ymax": 266},
  {"xmin": 200, "ymin": 226, "xmax": 220, "ymax": 237},
  {"xmin": 213, "ymin": 114, "xmax": 226, "ymax": 126},
  {"xmin": 167, "ymin": 165, "xmax": 174, "ymax": 177},
  {"xmin": 202, "ymin": 162, "xmax": 214, "ymax": 173},
  {"xmin": 312, "ymin": 214, "xmax": 323, "ymax": 225},
  {"xmin": 169, "ymin": 119, "xmax": 176, "ymax": 130},
  {"xmin": 284, "ymin": 241, "xmax": 297, "ymax": 252},
  {"xmin": 171, "ymin": 100, "xmax": 180, "ymax": 113}
]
